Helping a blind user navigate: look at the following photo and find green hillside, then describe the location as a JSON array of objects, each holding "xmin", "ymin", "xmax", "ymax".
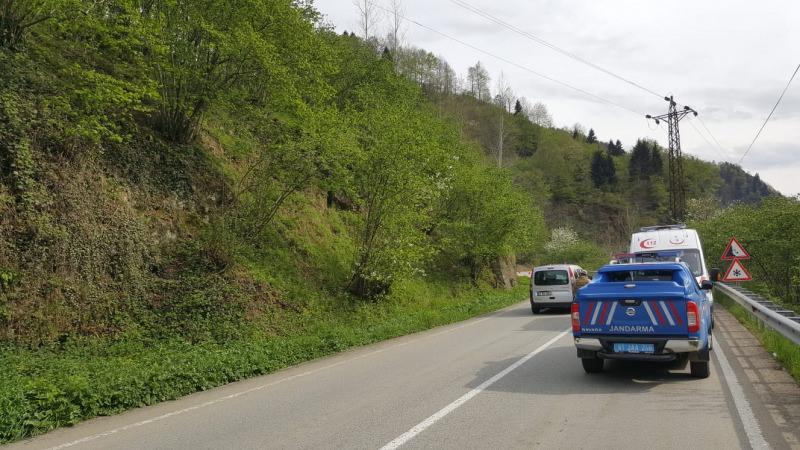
[
  {"xmin": 420, "ymin": 85, "xmax": 775, "ymax": 247},
  {"xmin": 0, "ymin": 0, "xmax": 784, "ymax": 442}
]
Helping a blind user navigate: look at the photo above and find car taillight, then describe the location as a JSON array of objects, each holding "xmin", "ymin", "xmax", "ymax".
[
  {"xmin": 687, "ymin": 301, "xmax": 700, "ymax": 333},
  {"xmin": 571, "ymin": 303, "xmax": 580, "ymax": 332}
]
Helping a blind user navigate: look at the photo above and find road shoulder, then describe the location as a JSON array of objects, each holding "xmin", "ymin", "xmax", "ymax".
[{"xmin": 715, "ymin": 307, "xmax": 800, "ymax": 449}]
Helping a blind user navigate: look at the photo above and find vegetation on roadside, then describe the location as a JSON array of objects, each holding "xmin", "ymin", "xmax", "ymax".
[
  {"xmin": 0, "ymin": 0, "xmax": 784, "ymax": 442},
  {"xmin": 0, "ymin": 278, "xmax": 528, "ymax": 443},
  {"xmin": 715, "ymin": 291, "xmax": 800, "ymax": 384},
  {"xmin": 0, "ymin": 0, "xmax": 543, "ymax": 347},
  {"xmin": 694, "ymin": 197, "xmax": 800, "ymax": 311}
]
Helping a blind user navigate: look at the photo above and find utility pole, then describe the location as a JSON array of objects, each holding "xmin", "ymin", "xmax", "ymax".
[{"xmin": 646, "ymin": 96, "xmax": 697, "ymax": 222}]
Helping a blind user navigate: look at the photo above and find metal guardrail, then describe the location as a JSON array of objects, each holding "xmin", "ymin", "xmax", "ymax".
[{"xmin": 716, "ymin": 282, "xmax": 800, "ymax": 346}]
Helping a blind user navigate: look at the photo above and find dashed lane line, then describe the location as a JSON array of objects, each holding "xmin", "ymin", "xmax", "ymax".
[
  {"xmin": 44, "ymin": 302, "xmax": 539, "ymax": 450},
  {"xmin": 380, "ymin": 329, "xmax": 571, "ymax": 450}
]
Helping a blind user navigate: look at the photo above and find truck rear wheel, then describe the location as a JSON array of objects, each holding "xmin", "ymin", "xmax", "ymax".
[
  {"xmin": 690, "ymin": 360, "xmax": 710, "ymax": 378},
  {"xmin": 581, "ymin": 357, "xmax": 604, "ymax": 373},
  {"xmin": 531, "ymin": 303, "xmax": 541, "ymax": 314}
]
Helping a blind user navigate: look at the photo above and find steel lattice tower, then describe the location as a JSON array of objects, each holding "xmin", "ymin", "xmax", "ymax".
[{"xmin": 646, "ymin": 96, "xmax": 697, "ymax": 222}]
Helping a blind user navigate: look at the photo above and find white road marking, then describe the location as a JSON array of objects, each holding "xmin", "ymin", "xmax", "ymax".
[
  {"xmin": 46, "ymin": 303, "xmax": 533, "ymax": 450},
  {"xmin": 714, "ymin": 334, "xmax": 770, "ymax": 449},
  {"xmin": 379, "ymin": 329, "xmax": 571, "ymax": 450}
]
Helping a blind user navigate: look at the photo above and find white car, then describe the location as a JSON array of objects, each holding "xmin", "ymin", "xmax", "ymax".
[{"xmin": 530, "ymin": 264, "xmax": 584, "ymax": 314}]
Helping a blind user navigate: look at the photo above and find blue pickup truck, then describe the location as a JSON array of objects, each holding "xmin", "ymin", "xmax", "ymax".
[{"xmin": 572, "ymin": 262, "xmax": 713, "ymax": 378}]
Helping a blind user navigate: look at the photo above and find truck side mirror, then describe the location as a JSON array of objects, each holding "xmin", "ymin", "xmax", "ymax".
[
  {"xmin": 701, "ymin": 280, "xmax": 714, "ymax": 290},
  {"xmin": 709, "ymin": 268, "xmax": 720, "ymax": 282}
]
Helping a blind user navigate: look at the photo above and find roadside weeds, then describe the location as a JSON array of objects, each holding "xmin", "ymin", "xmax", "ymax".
[
  {"xmin": 0, "ymin": 279, "xmax": 529, "ymax": 444},
  {"xmin": 716, "ymin": 290, "xmax": 800, "ymax": 384}
]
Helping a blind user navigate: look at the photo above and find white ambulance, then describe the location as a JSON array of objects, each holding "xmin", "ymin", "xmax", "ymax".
[{"xmin": 629, "ymin": 224, "xmax": 716, "ymax": 305}]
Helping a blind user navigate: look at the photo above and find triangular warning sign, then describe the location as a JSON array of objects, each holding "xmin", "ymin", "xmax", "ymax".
[
  {"xmin": 721, "ymin": 237, "xmax": 751, "ymax": 260},
  {"xmin": 722, "ymin": 259, "xmax": 752, "ymax": 282}
]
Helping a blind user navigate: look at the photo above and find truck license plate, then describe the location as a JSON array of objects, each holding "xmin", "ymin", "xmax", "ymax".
[
  {"xmin": 536, "ymin": 291, "xmax": 551, "ymax": 296},
  {"xmin": 613, "ymin": 343, "xmax": 654, "ymax": 354}
]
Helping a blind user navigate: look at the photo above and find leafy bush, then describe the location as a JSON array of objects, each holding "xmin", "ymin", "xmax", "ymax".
[
  {"xmin": 538, "ymin": 227, "xmax": 608, "ymax": 270},
  {"xmin": 693, "ymin": 196, "xmax": 800, "ymax": 309}
]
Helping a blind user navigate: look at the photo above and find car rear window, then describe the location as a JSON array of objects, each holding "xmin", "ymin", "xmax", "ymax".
[
  {"xmin": 533, "ymin": 270, "xmax": 569, "ymax": 286},
  {"xmin": 604, "ymin": 270, "xmax": 676, "ymax": 282}
]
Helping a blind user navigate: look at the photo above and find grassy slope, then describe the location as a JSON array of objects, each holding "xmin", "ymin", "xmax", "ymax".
[
  {"xmin": 0, "ymin": 278, "xmax": 529, "ymax": 443},
  {"xmin": 0, "ymin": 88, "xmax": 535, "ymax": 444}
]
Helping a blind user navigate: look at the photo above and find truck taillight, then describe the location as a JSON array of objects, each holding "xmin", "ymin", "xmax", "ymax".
[
  {"xmin": 687, "ymin": 301, "xmax": 700, "ymax": 333},
  {"xmin": 571, "ymin": 303, "xmax": 580, "ymax": 332}
]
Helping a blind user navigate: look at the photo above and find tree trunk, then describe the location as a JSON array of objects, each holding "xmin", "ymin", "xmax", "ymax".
[{"xmin": 491, "ymin": 254, "xmax": 517, "ymax": 289}]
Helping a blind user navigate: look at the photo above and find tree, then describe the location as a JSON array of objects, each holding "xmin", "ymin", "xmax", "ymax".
[
  {"xmin": 608, "ymin": 139, "xmax": 624, "ymax": 156},
  {"xmin": 514, "ymin": 99, "xmax": 523, "ymax": 116},
  {"xmin": 590, "ymin": 150, "xmax": 616, "ymax": 187},
  {"xmin": 527, "ymin": 101, "xmax": 552, "ymax": 127},
  {"xmin": 493, "ymin": 72, "xmax": 514, "ymax": 167},
  {"xmin": 353, "ymin": 0, "xmax": 380, "ymax": 41},
  {"xmin": 437, "ymin": 165, "xmax": 545, "ymax": 284},
  {"xmin": 386, "ymin": 0, "xmax": 405, "ymax": 56},
  {"xmin": 650, "ymin": 146, "xmax": 663, "ymax": 175},
  {"xmin": 512, "ymin": 114, "xmax": 538, "ymax": 157},
  {"xmin": 693, "ymin": 197, "xmax": 800, "ymax": 303},
  {"xmin": 571, "ymin": 123, "xmax": 585, "ymax": 140},
  {"xmin": 605, "ymin": 152, "xmax": 617, "ymax": 184},
  {"xmin": 586, "ymin": 128, "xmax": 597, "ymax": 144},
  {"xmin": 0, "ymin": 0, "xmax": 56, "ymax": 50},
  {"xmin": 346, "ymin": 74, "xmax": 461, "ymax": 297},
  {"xmin": 494, "ymin": 72, "xmax": 514, "ymax": 113},
  {"xmin": 145, "ymin": 0, "xmax": 325, "ymax": 143},
  {"xmin": 234, "ymin": 106, "xmax": 356, "ymax": 238},
  {"xmin": 466, "ymin": 61, "xmax": 490, "ymax": 101},
  {"xmin": 629, "ymin": 139, "xmax": 653, "ymax": 181}
]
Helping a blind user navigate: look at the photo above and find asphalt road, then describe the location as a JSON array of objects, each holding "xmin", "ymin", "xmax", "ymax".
[{"xmin": 8, "ymin": 302, "xmax": 800, "ymax": 450}]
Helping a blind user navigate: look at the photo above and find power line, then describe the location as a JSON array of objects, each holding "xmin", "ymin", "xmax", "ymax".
[
  {"xmin": 686, "ymin": 116, "xmax": 729, "ymax": 162},
  {"xmin": 739, "ymin": 62, "xmax": 800, "ymax": 164},
  {"xmin": 447, "ymin": 0, "xmax": 665, "ymax": 100},
  {"xmin": 369, "ymin": 1, "xmax": 644, "ymax": 116},
  {"xmin": 446, "ymin": 0, "xmax": 730, "ymax": 165},
  {"xmin": 694, "ymin": 115, "xmax": 731, "ymax": 161}
]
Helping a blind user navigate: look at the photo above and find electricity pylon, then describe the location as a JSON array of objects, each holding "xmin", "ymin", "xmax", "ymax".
[{"xmin": 646, "ymin": 96, "xmax": 697, "ymax": 222}]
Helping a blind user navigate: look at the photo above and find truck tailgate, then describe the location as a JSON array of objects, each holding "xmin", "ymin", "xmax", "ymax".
[{"xmin": 578, "ymin": 282, "xmax": 688, "ymax": 335}]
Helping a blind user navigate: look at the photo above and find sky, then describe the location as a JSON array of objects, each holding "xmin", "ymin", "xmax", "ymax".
[{"xmin": 314, "ymin": 0, "xmax": 800, "ymax": 196}]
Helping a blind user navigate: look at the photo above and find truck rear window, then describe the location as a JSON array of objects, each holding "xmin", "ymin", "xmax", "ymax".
[
  {"xmin": 533, "ymin": 270, "xmax": 569, "ymax": 286},
  {"xmin": 605, "ymin": 270, "xmax": 676, "ymax": 282}
]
